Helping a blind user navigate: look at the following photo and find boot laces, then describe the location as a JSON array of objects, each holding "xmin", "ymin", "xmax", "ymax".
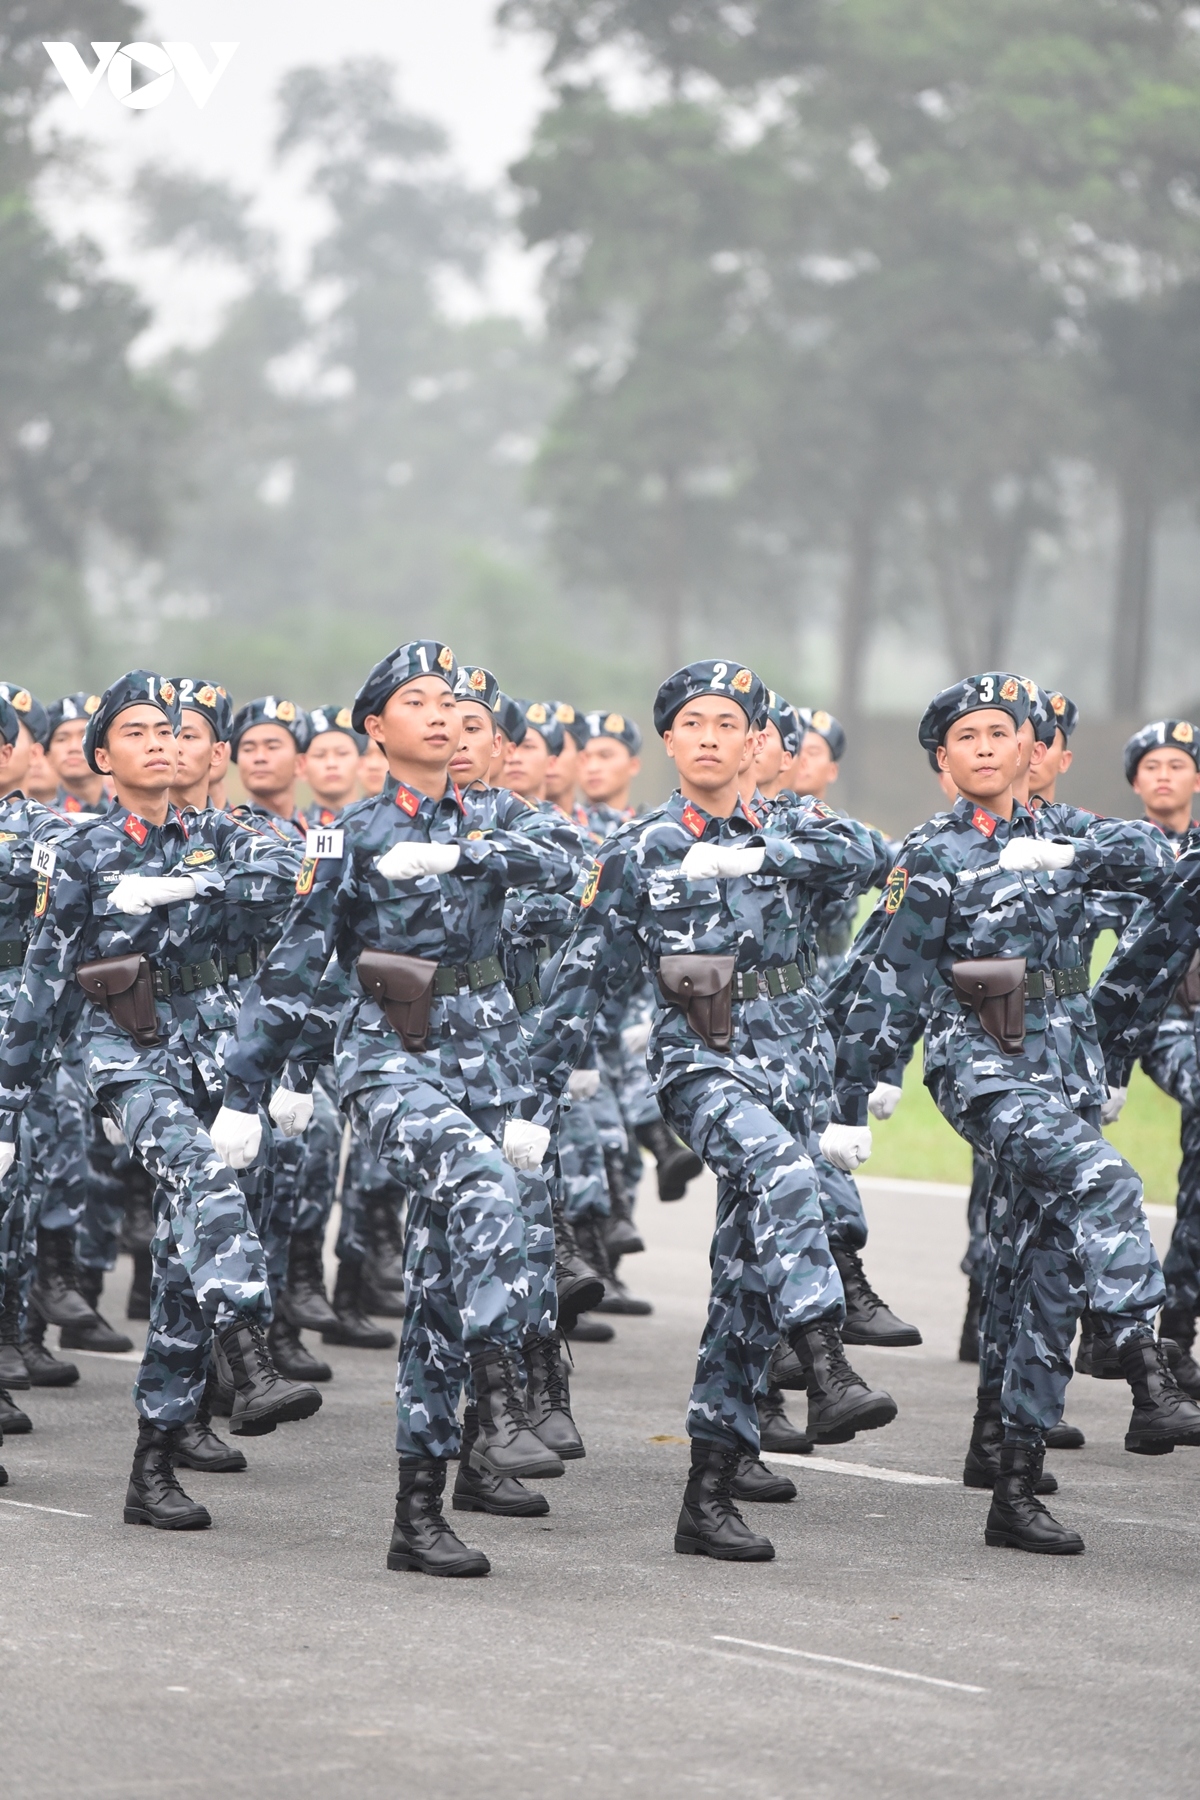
[
  {"xmin": 531, "ymin": 1336, "xmax": 569, "ymax": 1410},
  {"xmin": 711, "ymin": 1447, "xmax": 746, "ymax": 1513},
  {"xmin": 818, "ymin": 1319, "xmax": 866, "ymax": 1395},
  {"xmin": 840, "ymin": 1248, "xmax": 886, "ymax": 1316},
  {"xmin": 499, "ymin": 1349, "xmax": 536, "ymax": 1431}
]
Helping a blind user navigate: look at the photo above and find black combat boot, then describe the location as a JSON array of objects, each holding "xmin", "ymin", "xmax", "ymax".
[
  {"xmin": 963, "ymin": 1391, "xmax": 1056, "ymax": 1493},
  {"xmin": 636, "ymin": 1118, "xmax": 702, "ymax": 1203},
  {"xmin": 522, "ymin": 1332, "xmax": 585, "ymax": 1460},
  {"xmin": 218, "ymin": 1316, "xmax": 323, "ymax": 1437},
  {"xmin": 579, "ymin": 1217, "xmax": 652, "ymax": 1316},
  {"xmin": 1044, "ymin": 1420, "xmax": 1085, "ymax": 1450},
  {"xmin": 566, "ymin": 1316, "xmax": 615, "ymax": 1343},
  {"xmin": 603, "ymin": 1151, "xmax": 645, "ymax": 1262},
  {"xmin": 730, "ymin": 1454, "xmax": 797, "ymax": 1502},
  {"xmin": 768, "ymin": 1337, "xmax": 807, "ymax": 1392},
  {"xmin": 1160, "ymin": 1306, "xmax": 1200, "ymax": 1398},
  {"xmin": 173, "ymin": 1371, "xmax": 248, "ymax": 1473},
  {"xmin": 674, "ymin": 1439, "xmax": 775, "ymax": 1560},
  {"xmin": 0, "ymin": 1282, "xmax": 30, "ymax": 1389},
  {"xmin": 985, "ymin": 1440, "xmax": 1084, "ymax": 1554},
  {"xmin": 790, "ymin": 1317, "xmax": 897, "ymax": 1444},
  {"xmin": 363, "ymin": 1192, "xmax": 407, "ymax": 1304},
  {"xmin": 833, "ymin": 1245, "xmax": 922, "ymax": 1347},
  {"xmin": 126, "ymin": 1247, "xmax": 152, "ymax": 1320},
  {"xmin": 209, "ymin": 1336, "xmax": 236, "ymax": 1416},
  {"xmin": 320, "ymin": 1259, "xmax": 396, "ymax": 1349},
  {"xmin": 1075, "ymin": 1309, "xmax": 1123, "ymax": 1378},
  {"xmin": 756, "ymin": 1384, "xmax": 811, "ymax": 1455},
  {"xmin": 268, "ymin": 1314, "xmax": 332, "ymax": 1382},
  {"xmin": 124, "ymin": 1421, "xmax": 212, "ymax": 1529},
  {"xmin": 1119, "ymin": 1329, "xmax": 1200, "ymax": 1454},
  {"xmin": 0, "ymin": 1387, "xmax": 31, "ymax": 1433},
  {"xmin": 468, "ymin": 1345, "xmax": 565, "ymax": 1480},
  {"xmin": 283, "ymin": 1228, "xmax": 341, "ymax": 1334},
  {"xmin": 387, "ymin": 1455, "xmax": 490, "ymax": 1575},
  {"xmin": 59, "ymin": 1267, "xmax": 134, "ymax": 1353},
  {"xmin": 452, "ymin": 1404, "xmax": 549, "ymax": 1517},
  {"xmin": 550, "ymin": 1198, "xmax": 605, "ymax": 1334},
  {"xmin": 958, "ymin": 1277, "xmax": 982, "ymax": 1363},
  {"xmin": 29, "ymin": 1227, "xmax": 97, "ymax": 1328},
  {"xmin": 22, "ymin": 1311, "xmax": 79, "ymax": 1386}
]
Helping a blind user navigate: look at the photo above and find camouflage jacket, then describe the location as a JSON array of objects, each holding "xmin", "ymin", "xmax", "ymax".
[
  {"xmin": 0, "ymin": 793, "xmax": 86, "ymax": 1016},
  {"xmin": 525, "ymin": 788, "xmax": 878, "ymax": 1124},
  {"xmin": 832, "ymin": 794, "xmax": 1171, "ymax": 1128},
  {"xmin": 221, "ymin": 774, "xmax": 577, "ymax": 1115},
  {"xmin": 762, "ymin": 791, "xmax": 893, "ymax": 984},
  {"xmin": 1093, "ymin": 822, "xmax": 1200, "ymax": 1083}
]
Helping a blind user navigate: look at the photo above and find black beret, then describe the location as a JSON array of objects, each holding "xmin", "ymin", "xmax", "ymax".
[
  {"xmin": 453, "ymin": 666, "xmax": 501, "ymax": 713},
  {"xmin": 653, "ymin": 661, "xmax": 766, "ymax": 737},
  {"xmin": 582, "ymin": 709, "xmax": 643, "ymax": 755},
  {"xmin": 231, "ymin": 696, "xmax": 311, "ymax": 757},
  {"xmin": 917, "ymin": 673, "xmax": 1031, "ymax": 752},
  {"xmin": 494, "ymin": 694, "xmax": 527, "ymax": 745},
  {"xmin": 48, "ymin": 692, "xmax": 103, "ymax": 742},
  {"xmin": 84, "ymin": 672, "xmax": 181, "ymax": 772},
  {"xmin": 514, "ymin": 700, "xmax": 565, "ymax": 757},
  {"xmin": 765, "ymin": 692, "xmax": 801, "ymax": 758},
  {"xmin": 1046, "ymin": 690, "xmax": 1079, "ymax": 741},
  {"xmin": 1016, "ymin": 680, "xmax": 1059, "ymax": 748},
  {"xmin": 797, "ymin": 705, "xmax": 846, "ymax": 763},
  {"xmin": 1124, "ymin": 719, "xmax": 1199, "ymax": 784},
  {"xmin": 0, "ymin": 683, "xmax": 49, "ymax": 747},
  {"xmin": 0, "ymin": 695, "xmax": 19, "ymax": 747},
  {"xmin": 307, "ymin": 704, "xmax": 367, "ymax": 752},
  {"xmin": 351, "ymin": 641, "xmax": 456, "ymax": 734},
  {"xmin": 550, "ymin": 701, "xmax": 589, "ymax": 750},
  {"xmin": 173, "ymin": 678, "xmax": 234, "ymax": 744}
]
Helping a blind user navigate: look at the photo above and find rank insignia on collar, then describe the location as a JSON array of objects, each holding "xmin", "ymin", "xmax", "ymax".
[
  {"xmin": 580, "ymin": 861, "xmax": 602, "ymax": 907},
  {"xmin": 319, "ymin": 809, "xmax": 336, "ymax": 826},
  {"xmin": 395, "ymin": 786, "xmax": 420, "ymax": 817},
  {"xmin": 883, "ymin": 866, "xmax": 908, "ymax": 914},
  {"xmin": 63, "ymin": 795, "xmax": 83, "ymax": 813},
  {"xmin": 741, "ymin": 800, "xmax": 761, "ymax": 829},
  {"xmin": 681, "ymin": 802, "xmax": 706, "ymax": 839},
  {"xmin": 810, "ymin": 799, "xmax": 835, "ymax": 818},
  {"xmin": 971, "ymin": 807, "xmax": 997, "ymax": 838},
  {"xmin": 295, "ymin": 857, "xmax": 316, "ymax": 896},
  {"xmin": 123, "ymin": 815, "xmax": 148, "ymax": 846}
]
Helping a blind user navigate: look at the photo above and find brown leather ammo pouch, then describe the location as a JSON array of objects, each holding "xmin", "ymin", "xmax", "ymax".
[
  {"xmin": 658, "ymin": 954, "xmax": 736, "ymax": 1053},
  {"xmin": 357, "ymin": 949, "xmax": 438, "ymax": 1053},
  {"xmin": 1175, "ymin": 950, "xmax": 1200, "ymax": 1013},
  {"xmin": 76, "ymin": 954, "xmax": 160, "ymax": 1047},
  {"xmin": 951, "ymin": 957, "xmax": 1027, "ymax": 1056}
]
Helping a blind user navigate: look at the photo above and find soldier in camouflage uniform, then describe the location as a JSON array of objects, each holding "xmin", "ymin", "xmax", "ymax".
[
  {"xmin": 833, "ymin": 672, "xmax": 1198, "ymax": 1555},
  {"xmin": 525, "ymin": 658, "xmax": 894, "ymax": 1563},
  {"xmin": 0, "ymin": 671, "xmax": 322, "ymax": 1529}
]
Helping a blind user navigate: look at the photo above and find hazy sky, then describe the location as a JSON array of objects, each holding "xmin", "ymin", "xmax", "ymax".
[{"xmin": 41, "ymin": 2, "xmax": 552, "ymax": 338}]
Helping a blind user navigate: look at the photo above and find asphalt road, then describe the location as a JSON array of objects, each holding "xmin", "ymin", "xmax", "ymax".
[{"xmin": 3, "ymin": 1170, "xmax": 1198, "ymax": 1800}]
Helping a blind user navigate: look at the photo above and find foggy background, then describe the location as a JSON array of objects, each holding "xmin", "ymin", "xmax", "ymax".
[{"xmin": 7, "ymin": 2, "xmax": 1200, "ymax": 826}]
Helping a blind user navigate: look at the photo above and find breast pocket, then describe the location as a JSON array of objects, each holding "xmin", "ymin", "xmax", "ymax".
[{"xmin": 644, "ymin": 873, "xmax": 721, "ymax": 956}]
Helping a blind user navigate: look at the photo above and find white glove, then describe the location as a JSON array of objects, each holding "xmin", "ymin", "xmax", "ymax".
[
  {"xmin": 998, "ymin": 840, "xmax": 1076, "ymax": 873},
  {"xmin": 1100, "ymin": 1085, "xmax": 1128, "ymax": 1126},
  {"xmin": 269, "ymin": 1087, "xmax": 314, "ymax": 1137},
  {"xmin": 0, "ymin": 1142, "xmax": 14, "ymax": 1185},
  {"xmin": 375, "ymin": 842, "xmax": 461, "ymax": 879},
  {"xmin": 868, "ymin": 1082, "xmax": 903, "ymax": 1121},
  {"xmin": 567, "ymin": 1068, "xmax": 601, "ymax": 1102},
  {"xmin": 101, "ymin": 1116, "xmax": 126, "ymax": 1148},
  {"xmin": 621, "ymin": 1020, "xmax": 652, "ymax": 1056},
  {"xmin": 108, "ymin": 873, "xmax": 198, "ymax": 915},
  {"xmin": 680, "ymin": 843, "xmax": 766, "ymax": 880},
  {"xmin": 819, "ymin": 1123, "xmax": 873, "ymax": 1172},
  {"xmin": 503, "ymin": 1119, "xmax": 550, "ymax": 1171},
  {"xmin": 210, "ymin": 1105, "xmax": 263, "ymax": 1170}
]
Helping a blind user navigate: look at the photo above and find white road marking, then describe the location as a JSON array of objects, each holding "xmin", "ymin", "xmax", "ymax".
[
  {"xmin": 712, "ymin": 1635, "xmax": 986, "ymax": 1694},
  {"xmin": 767, "ymin": 1452, "xmax": 955, "ymax": 1487},
  {"xmin": 0, "ymin": 1497, "xmax": 90, "ymax": 1517},
  {"xmin": 69, "ymin": 1349, "xmax": 144, "ymax": 1364}
]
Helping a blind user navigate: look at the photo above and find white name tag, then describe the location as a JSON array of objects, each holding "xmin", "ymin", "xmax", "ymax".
[
  {"xmin": 31, "ymin": 842, "xmax": 56, "ymax": 878},
  {"xmin": 305, "ymin": 828, "xmax": 344, "ymax": 860}
]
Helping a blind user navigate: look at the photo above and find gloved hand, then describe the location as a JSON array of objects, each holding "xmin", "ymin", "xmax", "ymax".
[
  {"xmin": 868, "ymin": 1082, "xmax": 903, "ymax": 1121},
  {"xmin": 819, "ymin": 1123, "xmax": 873, "ymax": 1172},
  {"xmin": 101, "ymin": 1116, "xmax": 126, "ymax": 1148},
  {"xmin": 1100, "ymin": 1085, "xmax": 1128, "ymax": 1126},
  {"xmin": 680, "ymin": 843, "xmax": 766, "ymax": 880},
  {"xmin": 375, "ymin": 842, "xmax": 462, "ymax": 879},
  {"xmin": 269, "ymin": 1087, "xmax": 314, "ymax": 1137},
  {"xmin": 210, "ymin": 1105, "xmax": 263, "ymax": 1170},
  {"xmin": 567, "ymin": 1068, "xmax": 601, "ymax": 1102},
  {"xmin": 502, "ymin": 1119, "xmax": 550, "ymax": 1171},
  {"xmin": 0, "ymin": 1142, "xmax": 14, "ymax": 1186},
  {"xmin": 108, "ymin": 873, "xmax": 198, "ymax": 915},
  {"xmin": 621, "ymin": 1020, "xmax": 652, "ymax": 1056},
  {"xmin": 998, "ymin": 840, "xmax": 1076, "ymax": 873}
]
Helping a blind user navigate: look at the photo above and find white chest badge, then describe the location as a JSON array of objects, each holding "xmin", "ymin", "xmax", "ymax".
[{"xmin": 305, "ymin": 828, "xmax": 344, "ymax": 860}]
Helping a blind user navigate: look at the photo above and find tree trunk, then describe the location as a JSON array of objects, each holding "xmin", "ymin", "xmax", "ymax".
[
  {"xmin": 837, "ymin": 499, "xmax": 878, "ymax": 790},
  {"xmin": 1111, "ymin": 471, "xmax": 1157, "ymax": 716},
  {"xmin": 922, "ymin": 498, "xmax": 974, "ymax": 673}
]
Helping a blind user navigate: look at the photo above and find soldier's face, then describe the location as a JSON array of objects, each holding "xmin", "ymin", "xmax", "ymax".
[
  {"xmin": 301, "ymin": 732, "xmax": 359, "ymax": 804},
  {"xmin": 449, "ymin": 703, "xmax": 499, "ymax": 785},
  {"xmin": 0, "ymin": 724, "xmax": 32, "ymax": 793},
  {"xmin": 1133, "ymin": 748, "xmax": 1200, "ymax": 816},
  {"xmin": 237, "ymin": 724, "xmax": 300, "ymax": 798},
  {"xmin": 47, "ymin": 718, "xmax": 88, "ymax": 780},
  {"xmin": 579, "ymin": 737, "xmax": 639, "ymax": 802},
  {"xmin": 544, "ymin": 733, "xmax": 579, "ymax": 802},
  {"xmin": 357, "ymin": 741, "xmax": 389, "ymax": 797},
  {"xmin": 367, "ymin": 678, "xmax": 460, "ymax": 772},
  {"xmin": 1029, "ymin": 732, "xmax": 1072, "ymax": 795},
  {"xmin": 174, "ymin": 712, "xmax": 217, "ymax": 789},
  {"xmin": 753, "ymin": 722, "xmax": 792, "ymax": 791},
  {"xmin": 94, "ymin": 705, "xmax": 178, "ymax": 788},
  {"xmin": 794, "ymin": 731, "xmax": 838, "ymax": 799},
  {"xmin": 663, "ymin": 697, "xmax": 750, "ymax": 790},
  {"xmin": 503, "ymin": 730, "xmax": 551, "ymax": 799},
  {"xmin": 938, "ymin": 710, "xmax": 1021, "ymax": 798}
]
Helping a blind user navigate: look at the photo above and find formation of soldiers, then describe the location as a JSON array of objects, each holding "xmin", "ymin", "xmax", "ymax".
[{"xmin": 0, "ymin": 645, "xmax": 1198, "ymax": 1572}]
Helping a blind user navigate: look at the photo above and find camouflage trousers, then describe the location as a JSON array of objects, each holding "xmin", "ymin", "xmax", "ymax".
[
  {"xmin": 661, "ymin": 1070, "xmax": 842, "ymax": 1455},
  {"xmin": 961, "ymin": 1149, "xmax": 993, "ymax": 1283},
  {"xmin": 348, "ymin": 1080, "xmax": 555, "ymax": 1460},
  {"xmin": 557, "ymin": 1094, "xmax": 610, "ymax": 1225},
  {"xmin": 337, "ymin": 1128, "xmax": 403, "ymax": 1266},
  {"xmin": 77, "ymin": 1112, "xmax": 138, "ymax": 1272},
  {"xmin": 0, "ymin": 1121, "xmax": 33, "ymax": 1297},
  {"xmin": 15, "ymin": 1060, "xmax": 91, "ymax": 1312},
  {"xmin": 810, "ymin": 1134, "xmax": 868, "ymax": 1251},
  {"xmin": 98, "ymin": 1078, "xmax": 270, "ymax": 1425},
  {"xmin": 1141, "ymin": 1029, "xmax": 1200, "ymax": 1316},
  {"xmin": 290, "ymin": 1079, "xmax": 343, "ymax": 1241},
  {"xmin": 960, "ymin": 1087, "xmax": 1164, "ymax": 1440}
]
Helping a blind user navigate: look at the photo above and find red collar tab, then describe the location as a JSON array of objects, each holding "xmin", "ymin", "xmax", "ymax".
[
  {"xmin": 63, "ymin": 794, "xmax": 82, "ymax": 813},
  {"xmin": 681, "ymin": 802, "xmax": 706, "ymax": 839},
  {"xmin": 395, "ymin": 785, "xmax": 420, "ymax": 818},
  {"xmin": 319, "ymin": 808, "xmax": 336, "ymax": 827},
  {"xmin": 173, "ymin": 809, "xmax": 189, "ymax": 838},
  {"xmin": 452, "ymin": 783, "xmax": 466, "ymax": 812},
  {"xmin": 740, "ymin": 799, "xmax": 761, "ymax": 829},
  {"xmin": 123, "ymin": 814, "xmax": 148, "ymax": 846},
  {"xmin": 971, "ymin": 807, "xmax": 997, "ymax": 839}
]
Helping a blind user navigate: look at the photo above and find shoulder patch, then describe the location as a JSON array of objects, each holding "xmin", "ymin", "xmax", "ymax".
[
  {"xmin": 34, "ymin": 869, "xmax": 50, "ymax": 917},
  {"xmin": 681, "ymin": 803, "xmax": 706, "ymax": 839},
  {"xmin": 810, "ymin": 799, "xmax": 836, "ymax": 819},
  {"xmin": 580, "ymin": 861, "xmax": 602, "ymax": 907},
  {"xmin": 971, "ymin": 807, "xmax": 997, "ymax": 839},
  {"xmin": 883, "ymin": 866, "xmax": 909, "ymax": 914},
  {"xmin": 295, "ymin": 857, "xmax": 317, "ymax": 896}
]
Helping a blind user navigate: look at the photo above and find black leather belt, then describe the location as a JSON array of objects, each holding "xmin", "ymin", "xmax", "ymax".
[
  {"xmin": 432, "ymin": 954, "xmax": 505, "ymax": 997},
  {"xmin": 1025, "ymin": 968, "xmax": 1089, "ymax": 1000},
  {"xmin": 0, "ymin": 941, "xmax": 24, "ymax": 971},
  {"xmin": 731, "ymin": 962, "xmax": 807, "ymax": 1002},
  {"xmin": 512, "ymin": 975, "xmax": 543, "ymax": 1015},
  {"xmin": 152, "ymin": 956, "xmax": 227, "ymax": 999}
]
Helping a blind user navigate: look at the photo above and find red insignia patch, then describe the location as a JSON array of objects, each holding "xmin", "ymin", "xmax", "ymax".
[
  {"xmin": 123, "ymin": 815, "xmax": 148, "ymax": 846},
  {"xmin": 63, "ymin": 795, "xmax": 82, "ymax": 813},
  {"xmin": 741, "ymin": 800, "xmax": 761, "ymax": 829},
  {"xmin": 681, "ymin": 803, "xmax": 706, "ymax": 839},
  {"xmin": 395, "ymin": 786, "xmax": 419, "ymax": 818},
  {"xmin": 320, "ymin": 808, "xmax": 336, "ymax": 827},
  {"xmin": 971, "ymin": 807, "xmax": 996, "ymax": 839}
]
